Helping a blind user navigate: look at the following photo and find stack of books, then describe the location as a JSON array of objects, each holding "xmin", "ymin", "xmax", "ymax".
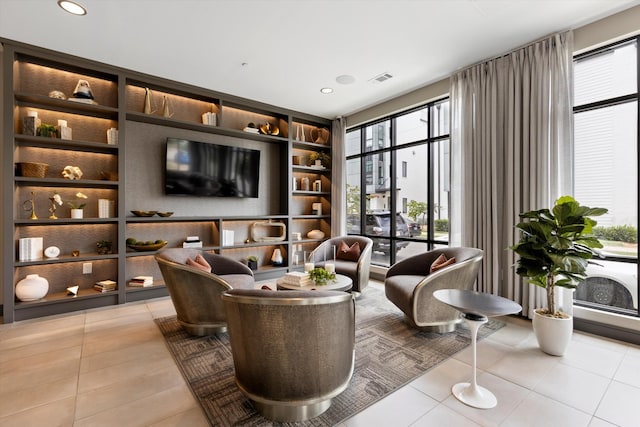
[
  {"xmin": 182, "ymin": 236, "xmax": 203, "ymax": 249},
  {"xmin": 98, "ymin": 199, "xmax": 116, "ymax": 218},
  {"xmin": 94, "ymin": 280, "xmax": 117, "ymax": 293},
  {"xmin": 18, "ymin": 237, "xmax": 43, "ymax": 261},
  {"xmin": 280, "ymin": 271, "xmax": 312, "ymax": 287},
  {"xmin": 128, "ymin": 276, "xmax": 153, "ymax": 287},
  {"xmin": 201, "ymin": 112, "xmax": 217, "ymax": 126}
]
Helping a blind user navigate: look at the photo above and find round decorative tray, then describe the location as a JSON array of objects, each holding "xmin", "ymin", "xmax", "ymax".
[
  {"xmin": 156, "ymin": 212, "xmax": 174, "ymax": 217},
  {"xmin": 127, "ymin": 240, "xmax": 167, "ymax": 251},
  {"xmin": 131, "ymin": 210, "xmax": 157, "ymax": 217}
]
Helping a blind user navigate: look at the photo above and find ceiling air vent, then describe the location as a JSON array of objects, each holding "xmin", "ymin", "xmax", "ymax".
[{"xmin": 369, "ymin": 72, "xmax": 393, "ymax": 84}]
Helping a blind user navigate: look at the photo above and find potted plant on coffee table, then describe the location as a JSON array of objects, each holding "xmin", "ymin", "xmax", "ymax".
[{"xmin": 511, "ymin": 196, "xmax": 607, "ymax": 356}]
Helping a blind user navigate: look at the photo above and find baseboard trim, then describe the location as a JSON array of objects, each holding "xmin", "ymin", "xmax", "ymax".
[{"xmin": 574, "ymin": 317, "xmax": 640, "ymax": 345}]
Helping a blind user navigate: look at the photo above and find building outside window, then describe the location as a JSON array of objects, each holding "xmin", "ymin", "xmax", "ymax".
[
  {"xmin": 346, "ymin": 99, "xmax": 450, "ymax": 267},
  {"xmin": 573, "ymin": 36, "xmax": 639, "ymax": 317}
]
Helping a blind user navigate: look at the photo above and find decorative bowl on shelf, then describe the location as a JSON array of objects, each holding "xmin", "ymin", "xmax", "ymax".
[
  {"xmin": 127, "ymin": 240, "xmax": 168, "ymax": 252},
  {"xmin": 307, "ymin": 229, "xmax": 325, "ymax": 239},
  {"xmin": 156, "ymin": 212, "xmax": 174, "ymax": 217},
  {"xmin": 131, "ymin": 210, "xmax": 157, "ymax": 217},
  {"xmin": 311, "ymin": 127, "xmax": 330, "ymax": 144}
]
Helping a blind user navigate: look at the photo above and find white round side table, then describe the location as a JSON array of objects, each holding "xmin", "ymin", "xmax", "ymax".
[{"xmin": 433, "ymin": 289, "xmax": 522, "ymax": 409}]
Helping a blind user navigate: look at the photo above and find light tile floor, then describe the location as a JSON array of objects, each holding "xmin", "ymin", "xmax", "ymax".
[{"xmin": 1, "ymin": 281, "xmax": 639, "ymax": 427}]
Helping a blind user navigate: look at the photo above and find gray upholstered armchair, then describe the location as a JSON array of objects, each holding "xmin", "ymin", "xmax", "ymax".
[
  {"xmin": 155, "ymin": 248, "xmax": 254, "ymax": 336},
  {"xmin": 385, "ymin": 247, "xmax": 483, "ymax": 333},
  {"xmin": 221, "ymin": 288, "xmax": 355, "ymax": 422},
  {"xmin": 310, "ymin": 236, "xmax": 373, "ymax": 293}
]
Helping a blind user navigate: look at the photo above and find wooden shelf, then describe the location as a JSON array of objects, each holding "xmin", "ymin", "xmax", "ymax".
[
  {"xmin": 15, "ymin": 134, "xmax": 119, "ymax": 153},
  {"xmin": 15, "ymin": 177, "xmax": 119, "ymax": 189},
  {"xmin": 15, "ymin": 93, "xmax": 119, "ymax": 119}
]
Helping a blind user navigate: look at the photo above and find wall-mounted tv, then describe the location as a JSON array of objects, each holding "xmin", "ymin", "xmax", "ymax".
[{"xmin": 165, "ymin": 137, "xmax": 260, "ymax": 198}]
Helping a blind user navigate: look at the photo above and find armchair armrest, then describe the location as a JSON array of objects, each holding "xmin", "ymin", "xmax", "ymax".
[{"xmin": 203, "ymin": 253, "xmax": 254, "ymax": 276}]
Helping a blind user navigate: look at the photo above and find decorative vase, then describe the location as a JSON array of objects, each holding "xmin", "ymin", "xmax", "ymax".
[
  {"xmin": 532, "ymin": 309, "xmax": 573, "ymax": 356},
  {"xmin": 271, "ymin": 248, "xmax": 283, "ymax": 266},
  {"xmin": 71, "ymin": 209, "xmax": 83, "ymax": 219},
  {"xmin": 248, "ymin": 259, "xmax": 258, "ymax": 271},
  {"xmin": 15, "ymin": 274, "xmax": 49, "ymax": 301},
  {"xmin": 307, "ymin": 229, "xmax": 325, "ymax": 239},
  {"xmin": 144, "ymin": 87, "xmax": 153, "ymax": 114},
  {"xmin": 161, "ymin": 95, "xmax": 173, "ymax": 117}
]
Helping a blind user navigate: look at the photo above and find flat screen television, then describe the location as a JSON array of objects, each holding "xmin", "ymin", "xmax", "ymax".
[{"xmin": 165, "ymin": 137, "xmax": 260, "ymax": 197}]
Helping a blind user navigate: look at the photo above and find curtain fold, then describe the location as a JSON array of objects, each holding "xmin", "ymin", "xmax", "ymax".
[
  {"xmin": 331, "ymin": 117, "xmax": 347, "ymax": 237},
  {"xmin": 450, "ymin": 31, "xmax": 574, "ymax": 317}
]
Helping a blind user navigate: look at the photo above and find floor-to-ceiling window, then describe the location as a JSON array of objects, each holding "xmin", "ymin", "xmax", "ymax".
[
  {"xmin": 346, "ymin": 99, "xmax": 450, "ymax": 267},
  {"xmin": 573, "ymin": 36, "xmax": 639, "ymax": 316}
]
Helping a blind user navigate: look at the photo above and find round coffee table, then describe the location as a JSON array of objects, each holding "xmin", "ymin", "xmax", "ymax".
[
  {"xmin": 433, "ymin": 289, "xmax": 522, "ymax": 409},
  {"xmin": 276, "ymin": 273, "xmax": 353, "ymax": 292}
]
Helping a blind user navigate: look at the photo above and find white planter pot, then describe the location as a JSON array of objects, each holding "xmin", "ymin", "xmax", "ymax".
[
  {"xmin": 15, "ymin": 274, "xmax": 49, "ymax": 301},
  {"xmin": 71, "ymin": 209, "xmax": 84, "ymax": 219},
  {"xmin": 532, "ymin": 309, "xmax": 573, "ymax": 356}
]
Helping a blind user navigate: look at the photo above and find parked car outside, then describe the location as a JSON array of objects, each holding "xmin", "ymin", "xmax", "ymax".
[
  {"xmin": 576, "ymin": 257, "xmax": 638, "ymax": 311},
  {"xmin": 401, "ymin": 214, "xmax": 423, "ymax": 237},
  {"xmin": 346, "ymin": 212, "xmax": 410, "ymax": 254}
]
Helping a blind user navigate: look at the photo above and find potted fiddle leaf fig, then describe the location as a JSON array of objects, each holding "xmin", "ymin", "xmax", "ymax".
[{"xmin": 512, "ymin": 195, "xmax": 607, "ymax": 356}]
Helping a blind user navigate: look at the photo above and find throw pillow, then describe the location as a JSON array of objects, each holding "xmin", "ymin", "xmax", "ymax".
[
  {"xmin": 430, "ymin": 254, "xmax": 456, "ymax": 273},
  {"xmin": 337, "ymin": 241, "xmax": 361, "ymax": 262},
  {"xmin": 186, "ymin": 254, "xmax": 212, "ymax": 272}
]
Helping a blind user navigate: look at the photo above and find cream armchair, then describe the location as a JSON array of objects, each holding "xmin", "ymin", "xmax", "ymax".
[
  {"xmin": 222, "ymin": 288, "xmax": 355, "ymax": 422},
  {"xmin": 155, "ymin": 248, "xmax": 254, "ymax": 336},
  {"xmin": 309, "ymin": 236, "xmax": 373, "ymax": 293},
  {"xmin": 385, "ymin": 247, "xmax": 484, "ymax": 333}
]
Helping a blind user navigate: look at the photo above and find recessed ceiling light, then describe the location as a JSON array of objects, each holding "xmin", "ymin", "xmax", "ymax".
[
  {"xmin": 336, "ymin": 75, "xmax": 356, "ymax": 85},
  {"xmin": 58, "ymin": 0, "xmax": 87, "ymax": 16},
  {"xmin": 320, "ymin": 87, "xmax": 333, "ymax": 94}
]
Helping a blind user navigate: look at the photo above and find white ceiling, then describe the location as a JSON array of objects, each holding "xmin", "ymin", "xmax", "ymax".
[{"xmin": 1, "ymin": 0, "xmax": 639, "ymax": 119}]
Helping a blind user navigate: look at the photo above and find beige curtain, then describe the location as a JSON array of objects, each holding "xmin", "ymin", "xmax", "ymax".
[
  {"xmin": 331, "ymin": 117, "xmax": 347, "ymax": 236},
  {"xmin": 450, "ymin": 31, "xmax": 574, "ymax": 317}
]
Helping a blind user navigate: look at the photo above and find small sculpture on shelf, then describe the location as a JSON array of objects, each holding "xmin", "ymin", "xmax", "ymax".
[
  {"xmin": 69, "ymin": 80, "xmax": 97, "ymax": 104},
  {"xmin": 271, "ymin": 248, "xmax": 284, "ymax": 266},
  {"xmin": 259, "ymin": 122, "xmax": 280, "ymax": 136},
  {"xmin": 310, "ymin": 127, "xmax": 330, "ymax": 144},
  {"xmin": 161, "ymin": 95, "xmax": 173, "ymax": 118},
  {"xmin": 23, "ymin": 191, "xmax": 38, "ymax": 220},
  {"xmin": 62, "ymin": 165, "xmax": 83, "ymax": 180},
  {"xmin": 48, "ymin": 90, "xmax": 67, "ymax": 100},
  {"xmin": 48, "ymin": 193, "xmax": 63, "ymax": 219},
  {"xmin": 143, "ymin": 87, "xmax": 154, "ymax": 114},
  {"xmin": 73, "ymin": 79, "xmax": 94, "ymax": 100}
]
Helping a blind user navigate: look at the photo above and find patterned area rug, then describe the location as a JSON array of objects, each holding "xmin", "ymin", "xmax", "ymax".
[{"xmin": 155, "ymin": 287, "xmax": 503, "ymax": 426}]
